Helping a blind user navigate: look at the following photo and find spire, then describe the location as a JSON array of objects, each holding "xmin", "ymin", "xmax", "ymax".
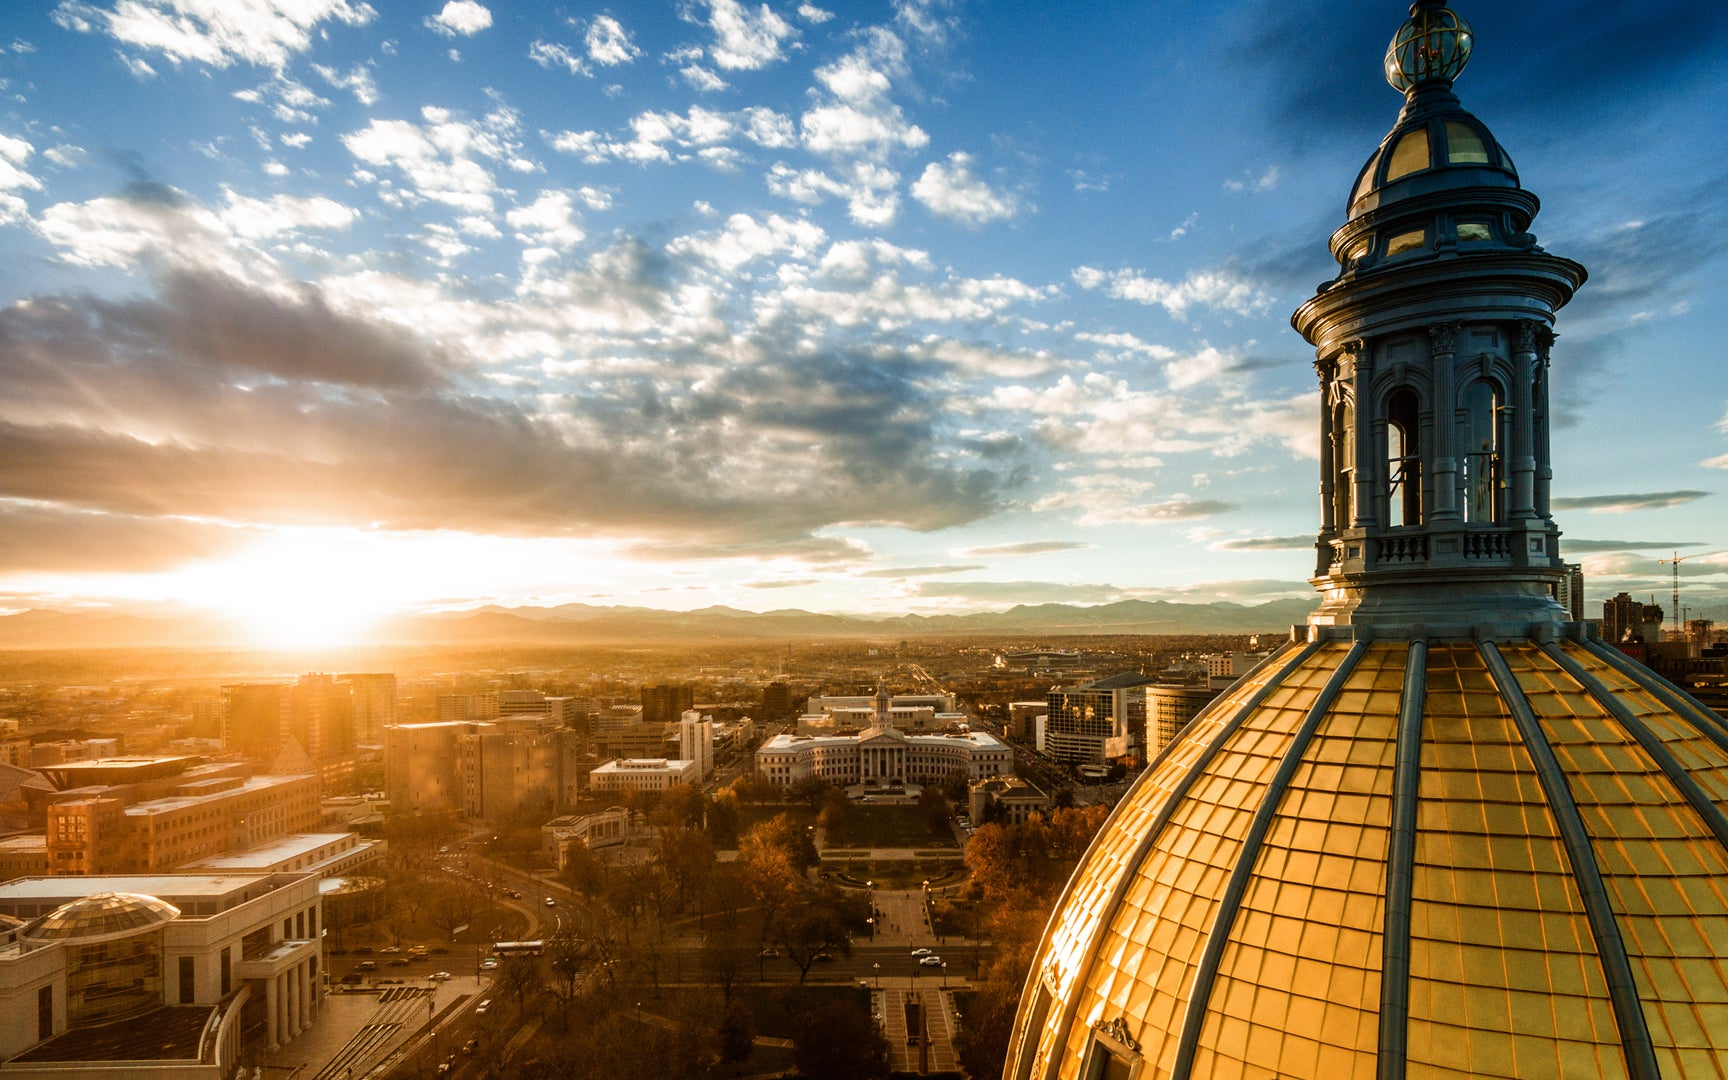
[{"xmin": 1383, "ymin": 1, "xmax": 1473, "ymax": 94}]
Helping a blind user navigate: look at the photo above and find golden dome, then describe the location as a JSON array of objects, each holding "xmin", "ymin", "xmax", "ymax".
[{"xmin": 1008, "ymin": 629, "xmax": 1728, "ymax": 1077}]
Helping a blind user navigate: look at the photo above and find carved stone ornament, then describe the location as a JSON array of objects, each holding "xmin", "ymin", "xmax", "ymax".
[
  {"xmin": 1093, "ymin": 1016, "xmax": 1140, "ymax": 1053},
  {"xmin": 1426, "ymin": 321, "xmax": 1458, "ymax": 354},
  {"xmin": 1512, "ymin": 320, "xmax": 1536, "ymax": 356}
]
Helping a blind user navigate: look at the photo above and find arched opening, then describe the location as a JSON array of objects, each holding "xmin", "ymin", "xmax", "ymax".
[
  {"xmin": 1462, "ymin": 381, "xmax": 1502, "ymax": 523},
  {"xmin": 1333, "ymin": 401, "xmax": 1354, "ymax": 528},
  {"xmin": 1386, "ymin": 388, "xmax": 1422, "ymax": 527}
]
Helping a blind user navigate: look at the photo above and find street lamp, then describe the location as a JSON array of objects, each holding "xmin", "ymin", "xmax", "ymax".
[
  {"xmin": 873, "ymin": 962, "xmax": 880, "ymax": 988},
  {"xmin": 866, "ymin": 917, "xmax": 875, "ymax": 940},
  {"xmin": 941, "ymin": 961, "xmax": 947, "ymax": 988}
]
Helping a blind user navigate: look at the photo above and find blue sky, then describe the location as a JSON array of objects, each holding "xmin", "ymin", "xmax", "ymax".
[{"xmin": 0, "ymin": 0, "xmax": 1723, "ymax": 641}]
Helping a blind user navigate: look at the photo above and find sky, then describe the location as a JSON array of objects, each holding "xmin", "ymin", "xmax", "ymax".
[{"xmin": 0, "ymin": 0, "xmax": 1724, "ymax": 646}]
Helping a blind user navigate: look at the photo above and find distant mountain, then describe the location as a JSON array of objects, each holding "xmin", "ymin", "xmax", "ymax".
[{"xmin": 0, "ymin": 596, "xmax": 1322, "ymax": 650}]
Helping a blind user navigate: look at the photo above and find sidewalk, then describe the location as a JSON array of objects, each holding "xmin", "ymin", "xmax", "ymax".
[{"xmin": 248, "ymin": 975, "xmax": 485, "ymax": 1080}]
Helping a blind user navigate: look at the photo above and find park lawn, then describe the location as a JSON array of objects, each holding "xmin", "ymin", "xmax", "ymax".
[{"xmin": 825, "ymin": 805, "xmax": 957, "ymax": 849}]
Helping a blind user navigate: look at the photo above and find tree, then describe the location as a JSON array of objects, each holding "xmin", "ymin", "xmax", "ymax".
[
  {"xmin": 817, "ymin": 786, "xmax": 852, "ymax": 832},
  {"xmin": 659, "ymin": 826, "xmax": 716, "ymax": 916},
  {"xmin": 730, "ymin": 773, "xmax": 778, "ymax": 805},
  {"xmin": 426, "ymin": 880, "xmax": 486, "ymax": 942},
  {"xmin": 791, "ymin": 999, "xmax": 889, "ymax": 1080},
  {"xmin": 662, "ymin": 783, "xmax": 707, "ymax": 831},
  {"xmin": 718, "ymin": 999, "xmax": 755, "ymax": 1074},
  {"xmin": 775, "ymin": 894, "xmax": 852, "ymax": 983},
  {"xmin": 560, "ymin": 840, "xmax": 608, "ymax": 901},
  {"xmin": 788, "ymin": 775, "xmax": 830, "ymax": 807},
  {"xmin": 707, "ymin": 790, "xmax": 741, "ymax": 847},
  {"xmin": 918, "ymin": 784, "xmax": 950, "ymax": 833}
]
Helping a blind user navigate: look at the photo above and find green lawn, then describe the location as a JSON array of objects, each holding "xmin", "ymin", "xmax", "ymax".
[{"xmin": 825, "ymin": 805, "xmax": 956, "ymax": 849}]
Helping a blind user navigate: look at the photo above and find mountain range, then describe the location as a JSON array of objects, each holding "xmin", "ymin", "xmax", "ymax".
[{"xmin": 0, "ymin": 598, "xmax": 1325, "ymax": 650}]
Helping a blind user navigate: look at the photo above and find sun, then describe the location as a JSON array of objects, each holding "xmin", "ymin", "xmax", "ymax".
[{"xmin": 174, "ymin": 529, "xmax": 399, "ymax": 649}]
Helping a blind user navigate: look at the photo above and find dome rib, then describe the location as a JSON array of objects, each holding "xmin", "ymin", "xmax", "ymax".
[
  {"xmin": 1377, "ymin": 639, "xmax": 1429, "ymax": 1080},
  {"xmin": 1543, "ymin": 642, "xmax": 1728, "ymax": 854},
  {"xmin": 1480, "ymin": 641, "xmax": 1662, "ymax": 1079},
  {"xmin": 1583, "ymin": 638, "xmax": 1728, "ymax": 757},
  {"xmin": 1019, "ymin": 638, "xmax": 1323, "ymax": 1080},
  {"xmin": 1171, "ymin": 641, "xmax": 1371, "ymax": 1077}
]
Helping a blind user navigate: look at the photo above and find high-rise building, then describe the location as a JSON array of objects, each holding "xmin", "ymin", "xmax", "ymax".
[
  {"xmin": 287, "ymin": 673, "xmax": 354, "ymax": 786},
  {"xmin": 1556, "ymin": 561, "xmax": 1585, "ymax": 621},
  {"xmin": 220, "ymin": 682, "xmax": 288, "ymax": 759},
  {"xmin": 1043, "ymin": 673, "xmax": 1153, "ymax": 764},
  {"xmin": 337, "ymin": 673, "xmax": 396, "ymax": 745},
  {"xmin": 1009, "ymin": 6, "xmax": 1728, "ymax": 1077},
  {"xmin": 1602, "ymin": 590, "xmax": 1664, "ymax": 645},
  {"xmin": 640, "ymin": 683, "xmax": 695, "ymax": 726}
]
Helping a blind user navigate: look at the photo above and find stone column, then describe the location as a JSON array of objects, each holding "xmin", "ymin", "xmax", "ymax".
[
  {"xmin": 1428, "ymin": 321, "xmax": 1461, "ymax": 521},
  {"xmin": 1509, "ymin": 320, "xmax": 1538, "ymax": 519},
  {"xmin": 1315, "ymin": 356, "xmax": 1338, "ymax": 538},
  {"xmin": 1532, "ymin": 327, "xmax": 1555, "ymax": 519},
  {"xmin": 298, "ymin": 962, "xmax": 311, "ymax": 1030},
  {"xmin": 264, "ymin": 977, "xmax": 280, "ymax": 1051},
  {"xmin": 1345, "ymin": 339, "xmax": 1376, "ymax": 529}
]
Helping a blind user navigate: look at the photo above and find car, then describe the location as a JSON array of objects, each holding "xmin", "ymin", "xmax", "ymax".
[
  {"xmin": 910, "ymin": 947, "xmax": 932, "ymax": 957},
  {"xmin": 387, "ymin": 958, "xmax": 410, "ymax": 967},
  {"xmin": 758, "ymin": 947, "xmax": 782, "ymax": 959},
  {"xmin": 430, "ymin": 947, "xmax": 450, "ymax": 955},
  {"xmin": 462, "ymin": 1038, "xmax": 479, "ymax": 1054},
  {"xmin": 479, "ymin": 959, "xmax": 499, "ymax": 971},
  {"xmin": 474, "ymin": 999, "xmax": 492, "ymax": 1015},
  {"xmin": 544, "ymin": 897, "xmax": 556, "ymax": 907},
  {"xmin": 356, "ymin": 961, "xmax": 377, "ymax": 971},
  {"xmin": 379, "ymin": 946, "xmax": 402, "ymax": 954},
  {"xmin": 813, "ymin": 953, "xmax": 835, "ymax": 963},
  {"xmin": 430, "ymin": 971, "xmax": 453, "ymax": 981},
  {"xmin": 919, "ymin": 956, "xmax": 943, "ymax": 968}
]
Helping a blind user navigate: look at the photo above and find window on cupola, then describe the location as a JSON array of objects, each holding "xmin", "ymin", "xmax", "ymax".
[
  {"xmin": 1386, "ymin": 389, "xmax": 1422, "ymax": 527},
  {"xmin": 1462, "ymin": 381, "xmax": 1503, "ymax": 523}
]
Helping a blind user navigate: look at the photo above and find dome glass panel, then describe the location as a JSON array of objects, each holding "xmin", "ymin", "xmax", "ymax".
[
  {"xmin": 1386, "ymin": 128, "xmax": 1431, "ymax": 182},
  {"xmin": 1445, "ymin": 121, "xmax": 1491, "ymax": 164}
]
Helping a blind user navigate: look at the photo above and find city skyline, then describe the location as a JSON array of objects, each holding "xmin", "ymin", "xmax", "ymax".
[{"xmin": 0, "ymin": 0, "xmax": 1723, "ymax": 649}]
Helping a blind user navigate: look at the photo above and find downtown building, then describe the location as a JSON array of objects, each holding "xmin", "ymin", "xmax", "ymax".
[
  {"xmin": 0, "ymin": 872, "xmax": 324, "ymax": 1073},
  {"xmin": 755, "ymin": 726, "xmax": 1012, "ymax": 789},
  {"xmin": 1007, "ymin": 6, "xmax": 1728, "ymax": 1078}
]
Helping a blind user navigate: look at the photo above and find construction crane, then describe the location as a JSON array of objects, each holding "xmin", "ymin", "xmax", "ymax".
[
  {"xmin": 1658, "ymin": 550, "xmax": 1728, "ymax": 637},
  {"xmin": 1659, "ymin": 552, "xmax": 1687, "ymax": 635}
]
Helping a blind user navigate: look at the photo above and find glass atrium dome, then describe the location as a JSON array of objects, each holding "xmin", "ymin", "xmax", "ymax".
[
  {"xmin": 20, "ymin": 892, "xmax": 180, "ymax": 943},
  {"xmin": 1006, "ymin": 4, "xmax": 1728, "ymax": 1078}
]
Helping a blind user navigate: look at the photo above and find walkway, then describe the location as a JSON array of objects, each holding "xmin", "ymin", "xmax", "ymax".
[
  {"xmin": 875, "ymin": 986, "xmax": 959, "ymax": 1075},
  {"xmin": 248, "ymin": 976, "xmax": 483, "ymax": 1080}
]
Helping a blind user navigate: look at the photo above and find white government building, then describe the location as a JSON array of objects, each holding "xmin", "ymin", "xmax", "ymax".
[{"xmin": 755, "ymin": 725, "xmax": 1012, "ymax": 788}]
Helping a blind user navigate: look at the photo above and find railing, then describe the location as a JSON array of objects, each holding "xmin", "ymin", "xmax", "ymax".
[
  {"xmin": 1374, "ymin": 535, "xmax": 1429, "ymax": 564},
  {"xmin": 1463, "ymin": 531, "xmax": 1512, "ymax": 559}
]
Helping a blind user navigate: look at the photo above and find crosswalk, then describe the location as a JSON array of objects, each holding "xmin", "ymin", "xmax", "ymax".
[{"xmin": 311, "ymin": 986, "xmax": 432, "ymax": 1080}]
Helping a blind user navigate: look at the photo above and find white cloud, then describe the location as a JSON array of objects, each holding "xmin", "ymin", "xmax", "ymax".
[
  {"xmin": 115, "ymin": 50, "xmax": 156, "ymax": 78},
  {"xmin": 312, "ymin": 62, "xmax": 379, "ymax": 105},
  {"xmin": 800, "ymin": 29, "xmax": 927, "ymax": 160},
  {"xmin": 1224, "ymin": 165, "xmax": 1281, "ymax": 193},
  {"xmin": 1072, "ymin": 264, "xmax": 1272, "ymax": 319},
  {"xmin": 343, "ymin": 107, "xmax": 520, "ymax": 213},
  {"xmin": 911, "ymin": 152, "xmax": 1018, "ymax": 225},
  {"xmin": 698, "ymin": 0, "xmax": 796, "ymax": 71},
  {"xmin": 0, "ymin": 133, "xmax": 40, "ymax": 226},
  {"xmin": 280, "ymin": 132, "xmax": 312, "ymax": 149},
  {"xmin": 668, "ymin": 212, "xmax": 825, "ymax": 273},
  {"xmin": 681, "ymin": 64, "xmax": 728, "ymax": 92},
  {"xmin": 426, "ymin": 1, "xmax": 491, "ymax": 37},
  {"xmin": 767, "ymin": 161, "xmax": 902, "ymax": 226},
  {"xmin": 52, "ymin": 0, "xmax": 376, "ymax": 70},
  {"xmin": 529, "ymin": 40, "xmax": 586, "ymax": 76},
  {"xmin": 506, "ymin": 190, "xmax": 586, "ymax": 252},
  {"xmin": 219, "ymin": 189, "xmax": 358, "ymax": 238},
  {"xmin": 586, "ymin": 15, "xmax": 640, "ymax": 65},
  {"xmin": 798, "ymin": 3, "xmax": 833, "ymax": 22},
  {"xmin": 234, "ymin": 75, "xmax": 329, "ymax": 123},
  {"xmin": 549, "ymin": 105, "xmax": 779, "ymax": 166}
]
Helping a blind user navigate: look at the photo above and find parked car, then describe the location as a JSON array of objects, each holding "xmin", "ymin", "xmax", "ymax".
[
  {"xmin": 919, "ymin": 956, "xmax": 943, "ymax": 968},
  {"xmin": 475, "ymin": 999, "xmax": 492, "ymax": 1015}
]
